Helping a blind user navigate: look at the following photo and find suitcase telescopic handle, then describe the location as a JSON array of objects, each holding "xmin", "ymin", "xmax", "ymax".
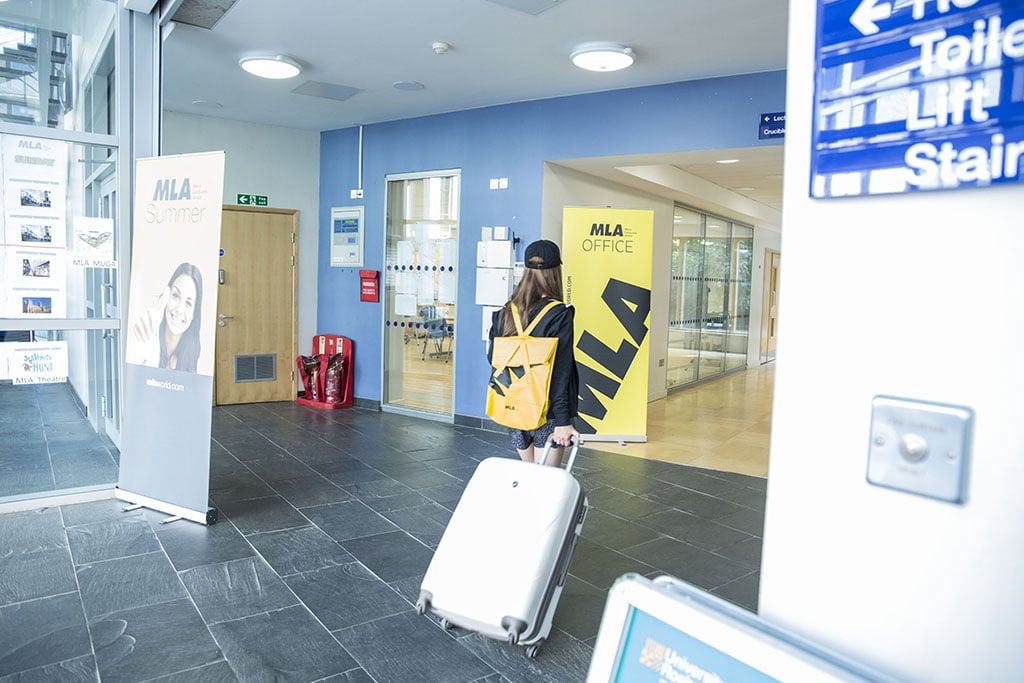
[{"xmin": 539, "ymin": 435, "xmax": 581, "ymax": 471}]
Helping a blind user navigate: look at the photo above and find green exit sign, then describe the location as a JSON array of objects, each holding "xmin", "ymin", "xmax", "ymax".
[{"xmin": 237, "ymin": 193, "xmax": 268, "ymax": 206}]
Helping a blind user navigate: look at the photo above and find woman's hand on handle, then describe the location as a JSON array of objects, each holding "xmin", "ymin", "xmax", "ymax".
[{"xmin": 551, "ymin": 424, "xmax": 580, "ymax": 448}]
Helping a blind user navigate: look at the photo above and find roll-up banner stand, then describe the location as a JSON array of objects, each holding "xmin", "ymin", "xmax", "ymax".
[
  {"xmin": 562, "ymin": 207, "xmax": 653, "ymax": 443},
  {"xmin": 118, "ymin": 151, "xmax": 225, "ymax": 525}
]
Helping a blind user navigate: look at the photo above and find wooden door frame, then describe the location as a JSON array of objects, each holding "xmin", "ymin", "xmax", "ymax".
[{"xmin": 759, "ymin": 248, "xmax": 780, "ymax": 364}]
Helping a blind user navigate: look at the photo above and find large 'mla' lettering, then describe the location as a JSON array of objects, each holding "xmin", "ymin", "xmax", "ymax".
[
  {"xmin": 152, "ymin": 177, "xmax": 192, "ymax": 201},
  {"xmin": 575, "ymin": 278, "xmax": 651, "ymax": 432}
]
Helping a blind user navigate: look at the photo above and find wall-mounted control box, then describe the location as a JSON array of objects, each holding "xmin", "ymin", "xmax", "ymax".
[{"xmin": 866, "ymin": 395, "xmax": 974, "ymax": 504}]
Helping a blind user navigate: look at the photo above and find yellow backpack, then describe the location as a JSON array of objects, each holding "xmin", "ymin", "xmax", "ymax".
[{"xmin": 486, "ymin": 300, "xmax": 561, "ymax": 431}]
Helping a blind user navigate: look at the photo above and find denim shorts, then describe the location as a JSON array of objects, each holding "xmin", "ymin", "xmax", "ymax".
[{"xmin": 508, "ymin": 421, "xmax": 558, "ymax": 450}]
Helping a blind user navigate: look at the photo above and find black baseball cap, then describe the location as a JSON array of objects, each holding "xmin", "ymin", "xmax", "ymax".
[{"xmin": 524, "ymin": 239, "xmax": 562, "ymax": 270}]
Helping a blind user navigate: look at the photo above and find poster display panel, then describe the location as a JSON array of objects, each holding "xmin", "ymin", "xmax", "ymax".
[
  {"xmin": 1, "ymin": 340, "xmax": 69, "ymax": 384},
  {"xmin": 0, "ymin": 134, "xmax": 69, "ymax": 317},
  {"xmin": 562, "ymin": 207, "xmax": 653, "ymax": 442},
  {"xmin": 118, "ymin": 151, "xmax": 225, "ymax": 524}
]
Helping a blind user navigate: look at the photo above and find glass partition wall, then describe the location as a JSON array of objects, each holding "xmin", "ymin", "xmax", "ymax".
[
  {"xmin": 0, "ymin": 1, "xmax": 126, "ymax": 502},
  {"xmin": 666, "ymin": 205, "xmax": 753, "ymax": 390}
]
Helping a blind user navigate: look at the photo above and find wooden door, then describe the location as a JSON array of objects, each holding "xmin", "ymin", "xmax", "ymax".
[
  {"xmin": 215, "ymin": 205, "xmax": 297, "ymax": 404},
  {"xmin": 759, "ymin": 248, "xmax": 781, "ymax": 364}
]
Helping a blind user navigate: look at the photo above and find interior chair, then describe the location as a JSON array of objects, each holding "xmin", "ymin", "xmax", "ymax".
[{"xmin": 419, "ymin": 306, "xmax": 451, "ymax": 361}]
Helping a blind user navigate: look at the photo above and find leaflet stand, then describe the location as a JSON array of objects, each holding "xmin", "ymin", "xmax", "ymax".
[
  {"xmin": 586, "ymin": 573, "xmax": 897, "ymax": 682},
  {"xmin": 296, "ymin": 334, "xmax": 354, "ymax": 409}
]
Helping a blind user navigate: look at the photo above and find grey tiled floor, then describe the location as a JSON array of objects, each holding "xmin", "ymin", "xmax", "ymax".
[
  {"xmin": 0, "ymin": 402, "xmax": 765, "ymax": 682},
  {"xmin": 0, "ymin": 383, "xmax": 119, "ymax": 498}
]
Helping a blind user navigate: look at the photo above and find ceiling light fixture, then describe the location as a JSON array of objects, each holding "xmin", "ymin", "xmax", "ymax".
[
  {"xmin": 238, "ymin": 54, "xmax": 302, "ymax": 80},
  {"xmin": 716, "ymin": 159, "xmax": 740, "ymax": 164},
  {"xmin": 570, "ymin": 42, "xmax": 634, "ymax": 72}
]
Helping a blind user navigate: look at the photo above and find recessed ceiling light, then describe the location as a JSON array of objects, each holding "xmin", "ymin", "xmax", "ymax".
[
  {"xmin": 393, "ymin": 81, "xmax": 425, "ymax": 91},
  {"xmin": 570, "ymin": 42, "xmax": 634, "ymax": 72},
  {"xmin": 238, "ymin": 54, "xmax": 302, "ymax": 80},
  {"xmin": 716, "ymin": 159, "xmax": 740, "ymax": 164}
]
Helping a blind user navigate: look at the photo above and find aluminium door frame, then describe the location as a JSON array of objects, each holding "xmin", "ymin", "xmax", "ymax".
[{"xmin": 380, "ymin": 168, "xmax": 460, "ymax": 421}]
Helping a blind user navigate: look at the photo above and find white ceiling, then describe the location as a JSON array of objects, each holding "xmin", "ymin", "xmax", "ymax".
[{"xmin": 162, "ymin": 0, "xmax": 790, "ymax": 222}]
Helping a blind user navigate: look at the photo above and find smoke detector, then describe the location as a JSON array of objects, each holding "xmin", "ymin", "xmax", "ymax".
[{"xmin": 432, "ymin": 41, "xmax": 451, "ymax": 55}]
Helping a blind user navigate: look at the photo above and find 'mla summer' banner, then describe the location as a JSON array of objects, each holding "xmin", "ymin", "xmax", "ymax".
[
  {"xmin": 118, "ymin": 151, "xmax": 225, "ymax": 524},
  {"xmin": 563, "ymin": 207, "xmax": 653, "ymax": 442}
]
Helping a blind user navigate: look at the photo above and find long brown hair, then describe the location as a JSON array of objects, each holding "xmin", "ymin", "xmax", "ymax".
[{"xmin": 499, "ymin": 257, "xmax": 564, "ymax": 335}]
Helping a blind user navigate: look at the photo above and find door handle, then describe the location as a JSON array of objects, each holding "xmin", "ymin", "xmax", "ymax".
[{"xmin": 217, "ymin": 313, "xmax": 234, "ymax": 327}]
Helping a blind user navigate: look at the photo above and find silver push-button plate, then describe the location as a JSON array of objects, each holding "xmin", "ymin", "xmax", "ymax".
[{"xmin": 867, "ymin": 395, "xmax": 973, "ymax": 504}]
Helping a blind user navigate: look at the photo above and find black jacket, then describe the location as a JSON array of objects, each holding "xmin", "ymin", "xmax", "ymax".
[{"xmin": 488, "ymin": 299, "xmax": 579, "ymax": 427}]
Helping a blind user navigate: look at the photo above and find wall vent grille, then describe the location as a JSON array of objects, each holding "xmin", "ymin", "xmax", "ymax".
[{"xmin": 235, "ymin": 354, "xmax": 276, "ymax": 383}]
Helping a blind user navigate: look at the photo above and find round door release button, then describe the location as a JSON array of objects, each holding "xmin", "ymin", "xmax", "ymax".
[{"xmin": 899, "ymin": 433, "xmax": 930, "ymax": 462}]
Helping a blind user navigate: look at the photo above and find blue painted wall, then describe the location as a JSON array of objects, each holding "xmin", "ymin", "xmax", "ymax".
[{"xmin": 317, "ymin": 70, "xmax": 786, "ymax": 419}]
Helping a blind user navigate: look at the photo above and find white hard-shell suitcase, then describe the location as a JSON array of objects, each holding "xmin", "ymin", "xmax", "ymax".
[{"xmin": 416, "ymin": 438, "xmax": 587, "ymax": 658}]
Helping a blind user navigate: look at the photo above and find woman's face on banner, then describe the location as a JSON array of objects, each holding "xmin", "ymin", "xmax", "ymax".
[{"xmin": 165, "ymin": 273, "xmax": 197, "ymax": 337}]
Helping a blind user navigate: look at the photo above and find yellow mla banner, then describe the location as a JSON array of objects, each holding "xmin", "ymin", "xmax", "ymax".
[{"xmin": 562, "ymin": 207, "xmax": 653, "ymax": 441}]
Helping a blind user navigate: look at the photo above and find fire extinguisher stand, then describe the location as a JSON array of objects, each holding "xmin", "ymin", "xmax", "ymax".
[{"xmin": 296, "ymin": 335, "xmax": 354, "ymax": 409}]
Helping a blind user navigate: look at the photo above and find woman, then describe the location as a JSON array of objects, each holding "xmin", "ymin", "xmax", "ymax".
[
  {"xmin": 130, "ymin": 262, "xmax": 203, "ymax": 372},
  {"xmin": 489, "ymin": 239, "xmax": 580, "ymax": 467}
]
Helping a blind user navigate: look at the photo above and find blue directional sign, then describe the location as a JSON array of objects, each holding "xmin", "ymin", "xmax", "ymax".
[
  {"xmin": 811, "ymin": 0, "xmax": 1024, "ymax": 197},
  {"xmin": 759, "ymin": 112, "xmax": 786, "ymax": 139}
]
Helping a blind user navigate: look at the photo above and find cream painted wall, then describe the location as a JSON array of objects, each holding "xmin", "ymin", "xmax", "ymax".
[
  {"xmin": 542, "ymin": 162, "xmax": 781, "ymax": 402},
  {"xmin": 759, "ymin": 2, "xmax": 1024, "ymax": 681},
  {"xmin": 161, "ymin": 111, "xmax": 319, "ymax": 355}
]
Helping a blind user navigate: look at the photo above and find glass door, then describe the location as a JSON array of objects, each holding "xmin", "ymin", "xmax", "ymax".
[
  {"xmin": 0, "ymin": 1, "xmax": 130, "ymax": 503},
  {"xmin": 666, "ymin": 205, "xmax": 754, "ymax": 391},
  {"xmin": 381, "ymin": 171, "xmax": 459, "ymax": 419},
  {"xmin": 726, "ymin": 224, "xmax": 753, "ymax": 372},
  {"xmin": 667, "ymin": 208, "xmax": 702, "ymax": 388}
]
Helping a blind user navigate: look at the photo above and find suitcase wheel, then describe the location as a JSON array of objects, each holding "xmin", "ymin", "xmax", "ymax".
[
  {"xmin": 415, "ymin": 592, "xmax": 431, "ymax": 615},
  {"xmin": 526, "ymin": 640, "xmax": 543, "ymax": 659},
  {"xmin": 440, "ymin": 618, "xmax": 454, "ymax": 630},
  {"xmin": 501, "ymin": 617, "xmax": 527, "ymax": 645}
]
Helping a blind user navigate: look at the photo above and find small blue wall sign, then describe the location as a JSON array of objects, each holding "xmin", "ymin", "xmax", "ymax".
[
  {"xmin": 759, "ymin": 112, "xmax": 786, "ymax": 139},
  {"xmin": 811, "ymin": 0, "xmax": 1024, "ymax": 198}
]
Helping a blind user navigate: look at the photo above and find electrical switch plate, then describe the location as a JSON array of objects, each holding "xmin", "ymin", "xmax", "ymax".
[{"xmin": 866, "ymin": 395, "xmax": 973, "ymax": 504}]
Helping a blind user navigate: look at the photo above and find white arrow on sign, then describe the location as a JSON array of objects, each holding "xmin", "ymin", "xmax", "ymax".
[{"xmin": 851, "ymin": 0, "xmax": 892, "ymax": 36}]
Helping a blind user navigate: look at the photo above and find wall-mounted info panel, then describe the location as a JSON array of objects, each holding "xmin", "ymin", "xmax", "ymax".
[
  {"xmin": 330, "ymin": 206, "xmax": 364, "ymax": 268},
  {"xmin": 812, "ymin": 0, "xmax": 1024, "ymax": 198}
]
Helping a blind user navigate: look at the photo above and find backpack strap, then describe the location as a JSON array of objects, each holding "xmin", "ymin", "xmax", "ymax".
[{"xmin": 511, "ymin": 300, "xmax": 561, "ymax": 336}]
